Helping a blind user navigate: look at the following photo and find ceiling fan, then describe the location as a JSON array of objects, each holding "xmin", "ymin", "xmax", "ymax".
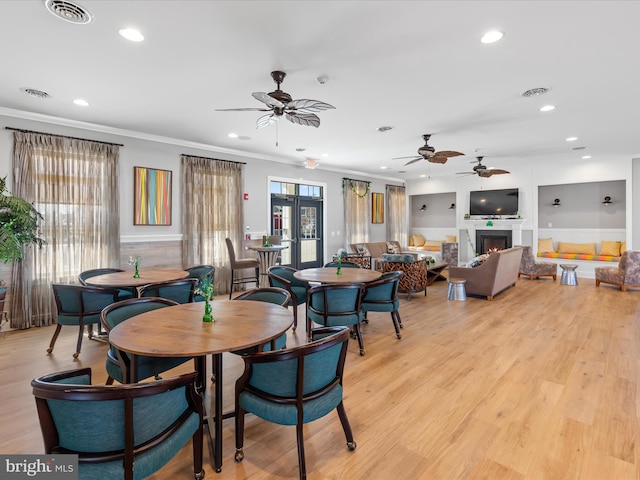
[
  {"xmin": 393, "ymin": 134, "xmax": 464, "ymax": 165},
  {"xmin": 457, "ymin": 156, "xmax": 510, "ymax": 178},
  {"xmin": 215, "ymin": 70, "xmax": 334, "ymax": 129}
]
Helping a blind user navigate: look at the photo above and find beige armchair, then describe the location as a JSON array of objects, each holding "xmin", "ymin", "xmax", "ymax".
[
  {"xmin": 595, "ymin": 251, "xmax": 640, "ymax": 291},
  {"xmin": 517, "ymin": 245, "xmax": 557, "ymax": 280}
]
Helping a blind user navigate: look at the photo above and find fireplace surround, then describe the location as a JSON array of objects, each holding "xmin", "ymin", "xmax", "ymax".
[{"xmin": 476, "ymin": 229, "xmax": 512, "ymax": 254}]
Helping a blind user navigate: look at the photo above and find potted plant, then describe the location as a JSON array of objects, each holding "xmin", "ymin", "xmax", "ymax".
[{"xmin": 0, "ymin": 176, "xmax": 44, "ymax": 319}]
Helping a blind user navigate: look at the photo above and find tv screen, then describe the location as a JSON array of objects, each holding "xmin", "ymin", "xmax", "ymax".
[{"xmin": 469, "ymin": 188, "xmax": 519, "ymax": 216}]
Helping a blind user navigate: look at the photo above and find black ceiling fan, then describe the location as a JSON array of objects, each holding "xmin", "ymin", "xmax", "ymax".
[
  {"xmin": 393, "ymin": 134, "xmax": 464, "ymax": 165},
  {"xmin": 215, "ymin": 70, "xmax": 335, "ymax": 129},
  {"xmin": 457, "ymin": 156, "xmax": 510, "ymax": 177}
]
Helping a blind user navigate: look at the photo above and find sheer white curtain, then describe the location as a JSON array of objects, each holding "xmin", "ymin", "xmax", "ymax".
[
  {"xmin": 181, "ymin": 155, "xmax": 244, "ymax": 296},
  {"xmin": 11, "ymin": 132, "xmax": 120, "ymax": 328},
  {"xmin": 343, "ymin": 178, "xmax": 371, "ymax": 245},
  {"xmin": 386, "ymin": 184, "xmax": 408, "ymax": 246}
]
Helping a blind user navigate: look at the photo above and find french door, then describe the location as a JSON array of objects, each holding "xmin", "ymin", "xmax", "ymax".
[{"xmin": 271, "ymin": 195, "xmax": 323, "ymax": 269}]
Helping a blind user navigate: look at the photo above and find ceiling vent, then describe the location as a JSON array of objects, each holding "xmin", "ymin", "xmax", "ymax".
[
  {"xmin": 44, "ymin": 0, "xmax": 93, "ymax": 24},
  {"xmin": 377, "ymin": 126, "xmax": 394, "ymax": 133},
  {"xmin": 21, "ymin": 88, "xmax": 50, "ymax": 99},
  {"xmin": 521, "ymin": 87, "xmax": 549, "ymax": 97}
]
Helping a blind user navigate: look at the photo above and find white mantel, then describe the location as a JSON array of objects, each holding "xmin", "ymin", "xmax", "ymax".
[{"xmin": 460, "ymin": 219, "xmax": 525, "ymax": 259}]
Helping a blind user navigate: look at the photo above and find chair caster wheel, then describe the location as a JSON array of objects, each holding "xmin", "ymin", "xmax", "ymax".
[
  {"xmin": 73, "ymin": 352, "xmax": 79, "ymax": 359},
  {"xmin": 46, "ymin": 348, "xmax": 53, "ymax": 354},
  {"xmin": 396, "ymin": 334, "xmax": 402, "ymax": 339},
  {"xmin": 347, "ymin": 441, "xmax": 357, "ymax": 451},
  {"xmin": 292, "ymin": 325, "xmax": 297, "ymax": 331},
  {"xmin": 234, "ymin": 449, "xmax": 244, "ymax": 462},
  {"xmin": 359, "ymin": 349, "xmax": 365, "ymax": 356},
  {"xmin": 215, "ymin": 467, "xmax": 222, "ymax": 473},
  {"xmin": 399, "ymin": 324, "xmax": 404, "ymax": 329}
]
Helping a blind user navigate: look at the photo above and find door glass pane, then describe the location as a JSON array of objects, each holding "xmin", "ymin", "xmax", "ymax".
[
  {"xmin": 300, "ymin": 239, "xmax": 317, "ymax": 263},
  {"xmin": 273, "ymin": 204, "xmax": 292, "ymax": 265},
  {"xmin": 300, "ymin": 206, "xmax": 316, "ymax": 239}
]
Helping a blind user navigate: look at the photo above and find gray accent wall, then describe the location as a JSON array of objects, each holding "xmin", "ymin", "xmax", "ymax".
[{"xmin": 410, "ymin": 192, "xmax": 456, "ymax": 228}]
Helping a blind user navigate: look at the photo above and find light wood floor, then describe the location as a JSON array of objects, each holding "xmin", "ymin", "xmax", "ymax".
[{"xmin": 2, "ymin": 277, "xmax": 639, "ymax": 479}]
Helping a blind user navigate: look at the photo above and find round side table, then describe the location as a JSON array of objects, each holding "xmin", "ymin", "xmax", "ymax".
[
  {"xmin": 447, "ymin": 277, "xmax": 467, "ymax": 301},
  {"xmin": 560, "ymin": 264, "xmax": 578, "ymax": 286}
]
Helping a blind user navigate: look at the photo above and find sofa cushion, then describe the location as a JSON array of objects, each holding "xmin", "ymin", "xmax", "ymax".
[
  {"xmin": 557, "ymin": 242, "xmax": 596, "ymax": 255},
  {"xmin": 445, "ymin": 235, "xmax": 457, "ymax": 243},
  {"xmin": 410, "ymin": 234, "xmax": 425, "ymax": 247},
  {"xmin": 601, "ymin": 241, "xmax": 621, "ymax": 256},
  {"xmin": 622, "ymin": 241, "xmax": 627, "ymax": 253},
  {"xmin": 538, "ymin": 237, "xmax": 555, "ymax": 253}
]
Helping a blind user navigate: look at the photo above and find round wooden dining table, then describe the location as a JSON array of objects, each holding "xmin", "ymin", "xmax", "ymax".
[
  {"xmin": 247, "ymin": 245, "xmax": 289, "ymax": 287},
  {"xmin": 293, "ymin": 266, "xmax": 381, "ymax": 284},
  {"xmin": 109, "ymin": 300, "xmax": 293, "ymax": 473},
  {"xmin": 84, "ymin": 269, "xmax": 189, "ymax": 288}
]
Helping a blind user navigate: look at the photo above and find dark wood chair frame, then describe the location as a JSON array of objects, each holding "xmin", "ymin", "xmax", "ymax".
[{"xmin": 226, "ymin": 238, "xmax": 260, "ymax": 299}]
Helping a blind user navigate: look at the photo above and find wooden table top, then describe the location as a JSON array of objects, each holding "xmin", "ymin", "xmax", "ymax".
[
  {"xmin": 109, "ymin": 300, "xmax": 293, "ymax": 357},
  {"xmin": 293, "ymin": 267, "xmax": 381, "ymax": 284},
  {"xmin": 84, "ymin": 269, "xmax": 189, "ymax": 287}
]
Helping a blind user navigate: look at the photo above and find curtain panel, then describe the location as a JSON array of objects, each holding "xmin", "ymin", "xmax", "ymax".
[
  {"xmin": 343, "ymin": 178, "xmax": 370, "ymax": 246},
  {"xmin": 181, "ymin": 155, "xmax": 244, "ymax": 296},
  {"xmin": 385, "ymin": 184, "xmax": 408, "ymax": 247},
  {"xmin": 11, "ymin": 132, "xmax": 120, "ymax": 328}
]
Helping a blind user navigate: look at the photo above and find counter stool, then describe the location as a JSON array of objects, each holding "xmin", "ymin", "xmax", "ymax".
[
  {"xmin": 560, "ymin": 264, "xmax": 578, "ymax": 286},
  {"xmin": 447, "ymin": 277, "xmax": 467, "ymax": 301}
]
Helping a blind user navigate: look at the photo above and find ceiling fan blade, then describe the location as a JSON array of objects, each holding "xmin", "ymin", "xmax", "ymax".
[
  {"xmin": 252, "ymin": 92, "xmax": 285, "ymax": 109},
  {"xmin": 428, "ymin": 156, "xmax": 448, "ymax": 164},
  {"xmin": 215, "ymin": 108, "xmax": 271, "ymax": 111},
  {"xmin": 256, "ymin": 113, "xmax": 276, "ymax": 129},
  {"xmin": 285, "ymin": 112, "xmax": 320, "ymax": 127},
  {"xmin": 434, "ymin": 150, "xmax": 464, "ymax": 158},
  {"xmin": 392, "ymin": 155, "xmax": 421, "ymax": 160},
  {"xmin": 404, "ymin": 157, "xmax": 424, "ymax": 166},
  {"xmin": 287, "ymin": 99, "xmax": 335, "ymax": 113},
  {"xmin": 456, "ymin": 172, "xmax": 475, "ymax": 176}
]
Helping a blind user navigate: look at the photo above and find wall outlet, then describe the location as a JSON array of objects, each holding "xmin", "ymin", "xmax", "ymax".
[{"xmin": 548, "ymin": 222, "xmax": 552, "ymax": 228}]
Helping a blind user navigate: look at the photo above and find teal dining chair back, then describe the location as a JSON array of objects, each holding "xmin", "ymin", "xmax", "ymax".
[
  {"xmin": 78, "ymin": 268, "xmax": 136, "ymax": 300},
  {"xmin": 32, "ymin": 367, "xmax": 204, "ymax": 480},
  {"xmin": 234, "ymin": 326, "xmax": 355, "ymax": 480},
  {"xmin": 361, "ymin": 270, "xmax": 404, "ymax": 339},
  {"xmin": 306, "ymin": 283, "xmax": 366, "ymax": 355},
  {"xmin": 186, "ymin": 265, "xmax": 216, "ymax": 302},
  {"xmin": 137, "ymin": 278, "xmax": 198, "ymax": 304},
  {"xmin": 101, "ymin": 297, "xmax": 196, "ymax": 384},
  {"xmin": 267, "ymin": 265, "xmax": 309, "ymax": 331},
  {"xmin": 232, "ymin": 287, "xmax": 292, "ymax": 354},
  {"xmin": 49, "ymin": 283, "xmax": 120, "ymax": 359}
]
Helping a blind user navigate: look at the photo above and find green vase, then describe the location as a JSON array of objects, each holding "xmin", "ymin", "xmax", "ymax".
[
  {"xmin": 202, "ymin": 300, "xmax": 213, "ymax": 323},
  {"xmin": 133, "ymin": 264, "xmax": 140, "ymax": 278}
]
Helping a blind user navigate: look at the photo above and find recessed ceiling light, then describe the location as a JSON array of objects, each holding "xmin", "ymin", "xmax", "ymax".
[
  {"xmin": 582, "ymin": 155, "xmax": 592, "ymax": 159},
  {"xmin": 228, "ymin": 133, "xmax": 238, "ymax": 138},
  {"xmin": 73, "ymin": 98, "xmax": 89, "ymax": 106},
  {"xmin": 119, "ymin": 28, "xmax": 144, "ymax": 42},
  {"xmin": 420, "ymin": 174, "xmax": 426, "ymax": 178},
  {"xmin": 481, "ymin": 30, "xmax": 504, "ymax": 44},
  {"xmin": 566, "ymin": 137, "xmax": 578, "ymax": 142},
  {"xmin": 322, "ymin": 153, "xmax": 329, "ymax": 157},
  {"xmin": 540, "ymin": 105, "xmax": 555, "ymax": 112},
  {"xmin": 380, "ymin": 166, "xmax": 388, "ymax": 170}
]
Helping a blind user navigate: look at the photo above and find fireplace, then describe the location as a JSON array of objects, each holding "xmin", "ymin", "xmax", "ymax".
[{"xmin": 476, "ymin": 230, "xmax": 512, "ymax": 254}]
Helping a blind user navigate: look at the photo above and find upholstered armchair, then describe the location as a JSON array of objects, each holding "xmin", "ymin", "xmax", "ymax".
[
  {"xmin": 441, "ymin": 242, "xmax": 459, "ymax": 266},
  {"xmin": 517, "ymin": 245, "xmax": 557, "ymax": 280},
  {"xmin": 595, "ymin": 251, "xmax": 640, "ymax": 291},
  {"xmin": 379, "ymin": 254, "xmax": 428, "ymax": 300}
]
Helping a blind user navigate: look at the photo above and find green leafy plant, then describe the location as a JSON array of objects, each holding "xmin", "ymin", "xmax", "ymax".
[{"xmin": 0, "ymin": 176, "xmax": 44, "ymax": 264}]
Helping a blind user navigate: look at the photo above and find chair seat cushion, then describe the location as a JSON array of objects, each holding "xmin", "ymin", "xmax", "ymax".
[
  {"xmin": 239, "ymin": 384, "xmax": 343, "ymax": 425},
  {"xmin": 235, "ymin": 258, "xmax": 259, "ymax": 267}
]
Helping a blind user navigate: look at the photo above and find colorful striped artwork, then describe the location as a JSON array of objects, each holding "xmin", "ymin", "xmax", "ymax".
[
  {"xmin": 134, "ymin": 166, "xmax": 172, "ymax": 225},
  {"xmin": 372, "ymin": 192, "xmax": 384, "ymax": 224}
]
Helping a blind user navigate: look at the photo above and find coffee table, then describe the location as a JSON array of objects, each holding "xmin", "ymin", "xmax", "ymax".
[{"xmin": 426, "ymin": 261, "xmax": 449, "ymax": 285}]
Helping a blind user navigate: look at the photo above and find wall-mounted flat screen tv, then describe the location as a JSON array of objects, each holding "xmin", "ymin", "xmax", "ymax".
[{"xmin": 469, "ymin": 188, "xmax": 519, "ymax": 216}]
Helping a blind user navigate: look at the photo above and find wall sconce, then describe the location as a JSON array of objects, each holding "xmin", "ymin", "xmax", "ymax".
[
  {"xmin": 448, "ymin": 203, "xmax": 456, "ymax": 210},
  {"xmin": 419, "ymin": 204, "xmax": 427, "ymax": 211},
  {"xmin": 552, "ymin": 198, "xmax": 561, "ymax": 207},
  {"xmin": 602, "ymin": 196, "xmax": 612, "ymax": 205}
]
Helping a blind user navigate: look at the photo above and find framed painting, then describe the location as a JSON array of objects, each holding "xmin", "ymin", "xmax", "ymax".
[
  {"xmin": 134, "ymin": 166, "xmax": 172, "ymax": 225},
  {"xmin": 372, "ymin": 192, "xmax": 384, "ymax": 224}
]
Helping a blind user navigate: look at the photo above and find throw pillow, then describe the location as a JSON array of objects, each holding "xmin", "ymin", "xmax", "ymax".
[
  {"xmin": 386, "ymin": 241, "xmax": 400, "ymax": 254},
  {"xmin": 538, "ymin": 237, "xmax": 555, "ymax": 253},
  {"xmin": 445, "ymin": 235, "xmax": 457, "ymax": 243},
  {"xmin": 621, "ymin": 241, "xmax": 627, "ymax": 253},
  {"xmin": 600, "ymin": 241, "xmax": 621, "ymax": 257},
  {"xmin": 468, "ymin": 254, "xmax": 489, "ymax": 268},
  {"xmin": 411, "ymin": 234, "xmax": 425, "ymax": 246},
  {"xmin": 557, "ymin": 242, "xmax": 597, "ymax": 255},
  {"xmin": 355, "ymin": 244, "xmax": 370, "ymax": 256}
]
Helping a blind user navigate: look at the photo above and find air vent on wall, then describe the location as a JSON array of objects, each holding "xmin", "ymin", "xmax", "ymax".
[{"xmin": 44, "ymin": 0, "xmax": 93, "ymax": 24}]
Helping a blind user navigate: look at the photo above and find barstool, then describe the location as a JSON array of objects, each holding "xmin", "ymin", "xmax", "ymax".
[
  {"xmin": 560, "ymin": 264, "xmax": 578, "ymax": 286},
  {"xmin": 447, "ymin": 277, "xmax": 467, "ymax": 301}
]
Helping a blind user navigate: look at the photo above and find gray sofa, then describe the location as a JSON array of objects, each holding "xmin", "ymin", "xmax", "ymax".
[{"xmin": 448, "ymin": 246, "xmax": 523, "ymax": 300}]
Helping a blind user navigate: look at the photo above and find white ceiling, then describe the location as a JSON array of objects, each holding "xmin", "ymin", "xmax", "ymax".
[{"xmin": 1, "ymin": 1, "xmax": 639, "ymax": 181}]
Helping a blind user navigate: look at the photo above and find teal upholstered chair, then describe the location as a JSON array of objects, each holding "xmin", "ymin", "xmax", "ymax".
[
  {"xmin": 185, "ymin": 265, "xmax": 216, "ymax": 302},
  {"xmin": 234, "ymin": 326, "xmax": 355, "ymax": 480},
  {"xmin": 232, "ymin": 287, "xmax": 292, "ymax": 354},
  {"xmin": 78, "ymin": 268, "xmax": 136, "ymax": 300},
  {"xmin": 268, "ymin": 265, "xmax": 309, "ymax": 331},
  {"xmin": 323, "ymin": 261, "xmax": 361, "ymax": 268},
  {"xmin": 49, "ymin": 283, "xmax": 120, "ymax": 359},
  {"xmin": 306, "ymin": 283, "xmax": 366, "ymax": 355},
  {"xmin": 32, "ymin": 367, "xmax": 204, "ymax": 480},
  {"xmin": 137, "ymin": 278, "xmax": 198, "ymax": 304},
  {"xmin": 101, "ymin": 297, "xmax": 196, "ymax": 384},
  {"xmin": 361, "ymin": 271, "xmax": 403, "ymax": 339}
]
